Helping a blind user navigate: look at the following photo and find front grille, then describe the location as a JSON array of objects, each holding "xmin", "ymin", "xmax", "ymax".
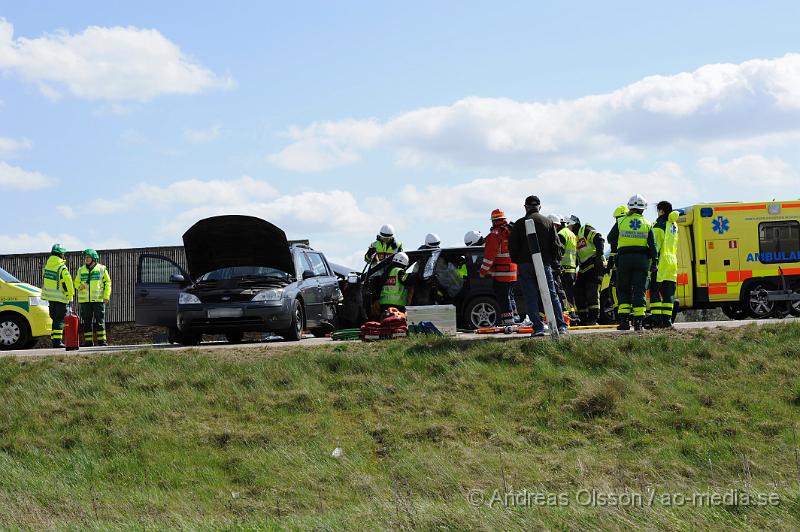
[{"xmin": 199, "ymin": 292, "xmax": 255, "ymax": 303}]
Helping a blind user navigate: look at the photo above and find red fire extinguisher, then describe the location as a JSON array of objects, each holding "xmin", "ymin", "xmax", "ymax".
[{"xmin": 64, "ymin": 305, "xmax": 80, "ymax": 351}]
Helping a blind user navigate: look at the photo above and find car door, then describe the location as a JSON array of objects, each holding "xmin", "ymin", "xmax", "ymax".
[
  {"xmin": 135, "ymin": 254, "xmax": 189, "ymax": 328},
  {"xmin": 294, "ymin": 251, "xmax": 322, "ymax": 326},
  {"xmin": 307, "ymin": 252, "xmax": 341, "ymax": 324}
]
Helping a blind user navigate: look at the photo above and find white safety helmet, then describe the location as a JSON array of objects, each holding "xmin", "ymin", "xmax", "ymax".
[
  {"xmin": 567, "ymin": 214, "xmax": 581, "ymax": 227},
  {"xmin": 547, "ymin": 214, "xmax": 561, "ymax": 225},
  {"xmin": 425, "ymin": 233, "xmax": 441, "ymax": 247},
  {"xmin": 464, "ymin": 230, "xmax": 483, "ymax": 246},
  {"xmin": 560, "ymin": 215, "xmax": 570, "ymax": 225},
  {"xmin": 627, "ymin": 194, "xmax": 648, "ymax": 210},
  {"xmin": 392, "ymin": 252, "xmax": 409, "ymax": 268},
  {"xmin": 379, "ymin": 224, "xmax": 395, "ymax": 241}
]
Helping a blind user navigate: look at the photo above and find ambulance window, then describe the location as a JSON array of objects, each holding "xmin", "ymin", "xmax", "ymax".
[
  {"xmin": 0, "ymin": 267, "xmax": 21, "ymax": 283},
  {"xmin": 758, "ymin": 221, "xmax": 800, "ymax": 263}
]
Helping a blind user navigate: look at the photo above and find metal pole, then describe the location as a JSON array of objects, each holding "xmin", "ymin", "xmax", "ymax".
[{"xmin": 525, "ymin": 219, "xmax": 560, "ymax": 339}]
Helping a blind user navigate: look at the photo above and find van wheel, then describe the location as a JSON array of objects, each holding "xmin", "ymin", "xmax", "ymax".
[
  {"xmin": 464, "ymin": 297, "xmax": 499, "ymax": 329},
  {"xmin": 745, "ymin": 281, "xmax": 776, "ymax": 319},
  {"xmin": 721, "ymin": 303, "xmax": 747, "ymax": 320},
  {"xmin": 0, "ymin": 314, "xmax": 30, "ymax": 350},
  {"xmin": 281, "ymin": 300, "xmax": 304, "ymax": 341},
  {"xmin": 790, "ymin": 284, "xmax": 800, "ymax": 317},
  {"xmin": 225, "ymin": 332, "xmax": 244, "ymax": 344}
]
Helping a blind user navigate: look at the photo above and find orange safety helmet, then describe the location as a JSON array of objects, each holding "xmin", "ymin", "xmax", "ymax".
[{"xmin": 491, "ymin": 208, "xmax": 506, "ymax": 221}]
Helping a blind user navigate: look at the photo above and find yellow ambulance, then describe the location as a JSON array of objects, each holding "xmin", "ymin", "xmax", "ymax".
[
  {"xmin": 675, "ymin": 200, "xmax": 800, "ymax": 319},
  {"xmin": 0, "ymin": 266, "xmax": 52, "ymax": 350}
]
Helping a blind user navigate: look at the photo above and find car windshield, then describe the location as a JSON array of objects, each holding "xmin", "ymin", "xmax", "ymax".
[
  {"xmin": 0, "ymin": 267, "xmax": 20, "ymax": 283},
  {"xmin": 197, "ymin": 266, "xmax": 291, "ymax": 282}
]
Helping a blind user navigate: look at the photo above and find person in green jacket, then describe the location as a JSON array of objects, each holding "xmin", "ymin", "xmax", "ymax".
[
  {"xmin": 74, "ymin": 248, "xmax": 112, "ymax": 346},
  {"xmin": 41, "ymin": 243, "xmax": 75, "ymax": 348},
  {"xmin": 650, "ymin": 201, "xmax": 680, "ymax": 328}
]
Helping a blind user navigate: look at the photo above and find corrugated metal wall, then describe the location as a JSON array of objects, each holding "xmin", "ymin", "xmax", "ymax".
[
  {"xmin": 0, "ymin": 240, "xmax": 310, "ymax": 324},
  {"xmin": 0, "ymin": 246, "xmax": 187, "ymax": 324}
]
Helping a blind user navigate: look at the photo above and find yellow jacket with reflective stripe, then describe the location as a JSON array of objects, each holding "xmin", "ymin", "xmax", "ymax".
[
  {"xmin": 655, "ymin": 211, "xmax": 680, "ymax": 282},
  {"xmin": 617, "ymin": 214, "xmax": 652, "ymax": 249},
  {"xmin": 42, "ymin": 255, "xmax": 74, "ymax": 303},
  {"xmin": 380, "ymin": 267, "xmax": 408, "ymax": 306},
  {"xmin": 558, "ymin": 227, "xmax": 577, "ymax": 272},
  {"xmin": 75, "ymin": 263, "xmax": 112, "ymax": 303}
]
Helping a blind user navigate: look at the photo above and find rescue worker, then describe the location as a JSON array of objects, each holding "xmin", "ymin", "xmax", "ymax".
[
  {"xmin": 607, "ymin": 195, "xmax": 657, "ymax": 331},
  {"xmin": 379, "ymin": 252, "xmax": 412, "ymax": 312},
  {"xmin": 567, "ymin": 215, "xmax": 605, "ymax": 326},
  {"xmin": 418, "ymin": 233, "xmax": 441, "ymax": 250},
  {"xmin": 74, "ymin": 249, "xmax": 112, "ymax": 346},
  {"xmin": 605, "ymin": 205, "xmax": 628, "ymax": 316},
  {"xmin": 464, "ymin": 230, "xmax": 485, "ymax": 246},
  {"xmin": 556, "ymin": 215, "xmax": 578, "ymax": 322},
  {"xmin": 509, "ymin": 196, "xmax": 568, "ymax": 336},
  {"xmin": 479, "ymin": 209, "xmax": 518, "ymax": 326},
  {"xmin": 651, "ymin": 201, "xmax": 680, "ymax": 328},
  {"xmin": 365, "ymin": 224, "xmax": 403, "ymax": 265},
  {"xmin": 41, "ymin": 243, "xmax": 74, "ymax": 348}
]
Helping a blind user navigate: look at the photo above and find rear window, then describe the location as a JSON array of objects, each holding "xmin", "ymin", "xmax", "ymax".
[
  {"xmin": 0, "ymin": 267, "xmax": 20, "ymax": 283},
  {"xmin": 758, "ymin": 221, "xmax": 800, "ymax": 263}
]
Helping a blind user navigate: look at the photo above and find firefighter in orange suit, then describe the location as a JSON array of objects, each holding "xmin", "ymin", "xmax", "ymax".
[{"xmin": 479, "ymin": 209, "xmax": 518, "ymax": 326}]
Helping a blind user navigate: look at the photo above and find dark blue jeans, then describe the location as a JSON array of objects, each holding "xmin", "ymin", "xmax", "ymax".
[{"xmin": 518, "ymin": 262, "xmax": 567, "ymax": 331}]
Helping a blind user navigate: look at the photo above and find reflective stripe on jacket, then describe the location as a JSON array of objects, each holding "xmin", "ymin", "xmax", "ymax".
[
  {"xmin": 75, "ymin": 263, "xmax": 112, "ymax": 303},
  {"xmin": 365, "ymin": 240, "xmax": 402, "ymax": 263},
  {"xmin": 576, "ymin": 225, "xmax": 598, "ymax": 266},
  {"xmin": 559, "ymin": 227, "xmax": 577, "ymax": 272},
  {"xmin": 480, "ymin": 224, "xmax": 518, "ymax": 282},
  {"xmin": 42, "ymin": 255, "xmax": 74, "ymax": 303},
  {"xmin": 656, "ymin": 211, "xmax": 680, "ymax": 282},
  {"xmin": 380, "ymin": 267, "xmax": 408, "ymax": 306},
  {"xmin": 617, "ymin": 214, "xmax": 652, "ymax": 249}
]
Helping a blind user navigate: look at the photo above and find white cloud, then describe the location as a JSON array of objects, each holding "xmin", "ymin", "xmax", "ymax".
[
  {"xmin": 0, "ymin": 161, "xmax": 53, "ymax": 190},
  {"xmin": 89, "ymin": 175, "xmax": 279, "ymax": 214},
  {"xmin": 0, "ymin": 136, "xmax": 31, "ymax": 157},
  {"xmin": 56, "ymin": 205, "xmax": 76, "ymax": 219},
  {"xmin": 0, "ymin": 232, "xmax": 130, "ymax": 254},
  {"xmin": 697, "ymin": 154, "xmax": 799, "ymax": 186},
  {"xmin": 400, "ymin": 163, "xmax": 698, "ymax": 222},
  {"xmin": 269, "ymin": 54, "xmax": 800, "ymax": 171},
  {"xmin": 0, "ymin": 18, "xmax": 234, "ymax": 101},
  {"xmin": 184, "ymin": 125, "xmax": 221, "ymax": 143}
]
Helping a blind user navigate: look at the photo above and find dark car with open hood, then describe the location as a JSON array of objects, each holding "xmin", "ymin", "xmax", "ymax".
[{"xmin": 134, "ymin": 215, "xmax": 343, "ymax": 344}]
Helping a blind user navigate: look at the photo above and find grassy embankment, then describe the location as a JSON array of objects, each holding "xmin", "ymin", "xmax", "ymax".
[{"xmin": 2, "ymin": 324, "xmax": 800, "ymax": 529}]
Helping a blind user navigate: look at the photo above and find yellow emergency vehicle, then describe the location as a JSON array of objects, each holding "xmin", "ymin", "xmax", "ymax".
[
  {"xmin": 0, "ymin": 266, "xmax": 52, "ymax": 350},
  {"xmin": 675, "ymin": 200, "xmax": 800, "ymax": 319}
]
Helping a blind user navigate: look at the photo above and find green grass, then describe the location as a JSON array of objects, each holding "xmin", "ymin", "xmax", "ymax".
[{"xmin": 2, "ymin": 324, "xmax": 800, "ymax": 529}]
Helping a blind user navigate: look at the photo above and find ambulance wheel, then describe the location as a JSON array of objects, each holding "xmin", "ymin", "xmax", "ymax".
[
  {"xmin": 721, "ymin": 303, "xmax": 747, "ymax": 320},
  {"xmin": 745, "ymin": 282, "xmax": 776, "ymax": 319},
  {"xmin": 790, "ymin": 284, "xmax": 800, "ymax": 317},
  {"xmin": 464, "ymin": 297, "xmax": 499, "ymax": 329},
  {"xmin": 0, "ymin": 314, "xmax": 30, "ymax": 350}
]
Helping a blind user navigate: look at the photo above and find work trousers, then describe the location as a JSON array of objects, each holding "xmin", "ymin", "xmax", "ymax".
[
  {"xmin": 80, "ymin": 302, "xmax": 106, "ymax": 344},
  {"xmin": 518, "ymin": 263, "xmax": 566, "ymax": 332},
  {"xmin": 493, "ymin": 281, "xmax": 515, "ymax": 325},
  {"xmin": 560, "ymin": 271, "xmax": 577, "ymax": 314},
  {"xmin": 617, "ymin": 253, "xmax": 650, "ymax": 318},
  {"xmin": 49, "ymin": 301, "xmax": 67, "ymax": 341},
  {"xmin": 575, "ymin": 270, "xmax": 600, "ymax": 324},
  {"xmin": 650, "ymin": 279, "xmax": 676, "ymax": 326}
]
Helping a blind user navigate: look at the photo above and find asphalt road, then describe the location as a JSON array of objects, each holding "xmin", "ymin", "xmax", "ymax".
[{"xmin": 3, "ymin": 317, "xmax": 798, "ymax": 358}]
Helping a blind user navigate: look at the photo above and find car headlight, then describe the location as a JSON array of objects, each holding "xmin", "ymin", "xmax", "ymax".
[
  {"xmin": 29, "ymin": 296, "xmax": 49, "ymax": 307},
  {"xmin": 252, "ymin": 289, "xmax": 283, "ymax": 302},
  {"xmin": 179, "ymin": 292, "xmax": 202, "ymax": 304}
]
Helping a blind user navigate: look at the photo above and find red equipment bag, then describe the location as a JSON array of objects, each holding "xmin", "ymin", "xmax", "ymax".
[{"xmin": 64, "ymin": 306, "xmax": 80, "ymax": 351}]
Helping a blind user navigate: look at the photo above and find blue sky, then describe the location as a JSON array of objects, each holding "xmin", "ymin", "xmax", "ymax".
[{"xmin": 1, "ymin": 1, "xmax": 799, "ymax": 266}]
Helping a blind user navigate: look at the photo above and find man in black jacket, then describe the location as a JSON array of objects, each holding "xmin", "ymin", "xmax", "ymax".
[{"xmin": 509, "ymin": 195, "xmax": 568, "ymax": 336}]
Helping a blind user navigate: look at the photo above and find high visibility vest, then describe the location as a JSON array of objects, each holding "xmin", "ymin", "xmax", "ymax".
[
  {"xmin": 75, "ymin": 263, "xmax": 112, "ymax": 303},
  {"xmin": 480, "ymin": 224, "xmax": 518, "ymax": 282},
  {"xmin": 366, "ymin": 240, "xmax": 402, "ymax": 263},
  {"xmin": 657, "ymin": 212, "xmax": 680, "ymax": 282},
  {"xmin": 617, "ymin": 214, "xmax": 652, "ymax": 249},
  {"xmin": 559, "ymin": 227, "xmax": 577, "ymax": 272},
  {"xmin": 380, "ymin": 267, "xmax": 408, "ymax": 306},
  {"xmin": 41, "ymin": 255, "xmax": 74, "ymax": 303},
  {"xmin": 576, "ymin": 225, "xmax": 598, "ymax": 266}
]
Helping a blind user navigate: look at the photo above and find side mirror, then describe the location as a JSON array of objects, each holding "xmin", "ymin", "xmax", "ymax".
[
  {"xmin": 347, "ymin": 273, "xmax": 360, "ymax": 284},
  {"xmin": 169, "ymin": 273, "xmax": 185, "ymax": 284},
  {"xmin": 302, "ymin": 270, "xmax": 315, "ymax": 280}
]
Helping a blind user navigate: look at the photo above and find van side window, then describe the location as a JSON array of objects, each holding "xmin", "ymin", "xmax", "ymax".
[{"xmin": 758, "ymin": 221, "xmax": 800, "ymax": 263}]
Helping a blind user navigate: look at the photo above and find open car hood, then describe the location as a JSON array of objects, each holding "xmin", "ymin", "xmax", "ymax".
[{"xmin": 182, "ymin": 215, "xmax": 295, "ymax": 279}]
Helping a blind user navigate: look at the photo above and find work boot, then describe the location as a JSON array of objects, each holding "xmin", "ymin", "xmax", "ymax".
[
  {"xmin": 51, "ymin": 339, "xmax": 64, "ymax": 348},
  {"xmin": 81, "ymin": 341, "xmax": 94, "ymax": 348},
  {"xmin": 98, "ymin": 340, "xmax": 108, "ymax": 347},
  {"xmin": 633, "ymin": 317, "xmax": 644, "ymax": 331},
  {"xmin": 617, "ymin": 315, "xmax": 631, "ymax": 331}
]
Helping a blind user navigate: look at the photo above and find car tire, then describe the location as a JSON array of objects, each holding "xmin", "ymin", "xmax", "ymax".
[
  {"xmin": 721, "ymin": 303, "xmax": 747, "ymax": 320},
  {"xmin": 225, "ymin": 331, "xmax": 244, "ymax": 344},
  {"xmin": 789, "ymin": 283, "xmax": 800, "ymax": 317},
  {"xmin": 744, "ymin": 281, "xmax": 776, "ymax": 319},
  {"xmin": 0, "ymin": 314, "xmax": 30, "ymax": 351},
  {"xmin": 463, "ymin": 296, "xmax": 499, "ymax": 329},
  {"xmin": 281, "ymin": 299, "xmax": 304, "ymax": 341},
  {"xmin": 175, "ymin": 330, "xmax": 202, "ymax": 346}
]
